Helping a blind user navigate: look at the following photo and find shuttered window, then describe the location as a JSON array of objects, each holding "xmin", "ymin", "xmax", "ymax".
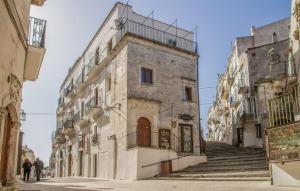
[{"xmin": 141, "ymin": 68, "xmax": 153, "ymax": 84}]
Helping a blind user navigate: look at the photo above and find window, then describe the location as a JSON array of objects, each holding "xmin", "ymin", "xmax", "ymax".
[
  {"xmin": 256, "ymin": 124, "xmax": 262, "ymax": 138},
  {"xmin": 107, "ymin": 39, "xmax": 112, "ymax": 54},
  {"xmin": 141, "ymin": 68, "xmax": 153, "ymax": 84},
  {"xmin": 94, "ymin": 87, "xmax": 99, "ymax": 106},
  {"xmin": 81, "ymin": 101, "xmax": 85, "ymax": 118},
  {"xmin": 106, "ymin": 77, "xmax": 112, "ymax": 92},
  {"xmin": 184, "ymin": 87, "xmax": 192, "ymax": 101}
]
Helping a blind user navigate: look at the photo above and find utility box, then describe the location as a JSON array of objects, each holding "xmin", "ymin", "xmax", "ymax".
[{"xmin": 160, "ymin": 160, "xmax": 172, "ymax": 174}]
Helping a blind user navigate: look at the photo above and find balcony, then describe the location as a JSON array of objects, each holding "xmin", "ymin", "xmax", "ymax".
[
  {"xmin": 31, "ymin": 0, "xmax": 45, "ymax": 6},
  {"xmin": 230, "ymin": 100, "xmax": 240, "ymax": 108},
  {"xmin": 75, "ymin": 72, "xmax": 88, "ymax": 94},
  {"xmin": 114, "ymin": 19, "xmax": 197, "ymax": 53},
  {"xmin": 268, "ymin": 85, "xmax": 299, "ymax": 127},
  {"xmin": 55, "ymin": 128, "xmax": 66, "ymax": 145},
  {"xmin": 64, "ymin": 84, "xmax": 75, "ymax": 99},
  {"xmin": 62, "ymin": 113, "xmax": 75, "ymax": 137},
  {"xmin": 85, "ymin": 97, "xmax": 104, "ymax": 119},
  {"xmin": 237, "ymin": 80, "xmax": 245, "ymax": 94},
  {"xmin": 24, "ymin": 17, "xmax": 46, "ymax": 81},
  {"xmin": 74, "ymin": 111, "xmax": 88, "ymax": 128}
]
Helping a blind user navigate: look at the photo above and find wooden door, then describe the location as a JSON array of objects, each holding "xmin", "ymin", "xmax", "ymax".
[
  {"xmin": 180, "ymin": 125, "xmax": 193, "ymax": 153},
  {"xmin": 137, "ymin": 117, "xmax": 151, "ymax": 147},
  {"xmin": 68, "ymin": 154, "xmax": 72, "ymax": 176},
  {"xmin": 79, "ymin": 151, "xmax": 83, "ymax": 176},
  {"xmin": 237, "ymin": 128, "xmax": 244, "ymax": 147},
  {"xmin": 0, "ymin": 114, "xmax": 12, "ymax": 186},
  {"xmin": 94, "ymin": 87, "xmax": 99, "ymax": 106}
]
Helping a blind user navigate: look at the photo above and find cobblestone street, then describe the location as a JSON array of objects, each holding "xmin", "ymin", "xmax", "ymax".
[{"xmin": 17, "ymin": 177, "xmax": 298, "ymax": 191}]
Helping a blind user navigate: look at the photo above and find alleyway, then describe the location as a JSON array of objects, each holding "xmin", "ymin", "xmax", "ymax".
[{"xmin": 17, "ymin": 177, "xmax": 297, "ymax": 191}]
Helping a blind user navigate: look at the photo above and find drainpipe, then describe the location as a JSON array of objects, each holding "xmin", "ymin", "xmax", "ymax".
[{"xmin": 195, "ymin": 28, "xmax": 203, "ymax": 154}]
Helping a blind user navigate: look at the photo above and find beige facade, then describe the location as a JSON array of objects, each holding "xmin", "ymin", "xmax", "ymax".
[
  {"xmin": 207, "ymin": 19, "xmax": 291, "ymax": 149},
  {"xmin": 0, "ymin": 0, "xmax": 46, "ymax": 190},
  {"xmin": 52, "ymin": 2, "xmax": 206, "ymax": 181}
]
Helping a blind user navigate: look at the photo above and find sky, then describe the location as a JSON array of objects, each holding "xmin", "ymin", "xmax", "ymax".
[{"xmin": 22, "ymin": 0, "xmax": 291, "ymax": 165}]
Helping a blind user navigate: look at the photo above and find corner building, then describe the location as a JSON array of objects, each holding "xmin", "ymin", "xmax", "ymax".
[{"xmin": 53, "ymin": 2, "xmax": 205, "ymax": 180}]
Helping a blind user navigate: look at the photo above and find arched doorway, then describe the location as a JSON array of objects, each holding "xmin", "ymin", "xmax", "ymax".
[
  {"xmin": 0, "ymin": 113, "xmax": 12, "ymax": 186},
  {"xmin": 137, "ymin": 117, "xmax": 151, "ymax": 147}
]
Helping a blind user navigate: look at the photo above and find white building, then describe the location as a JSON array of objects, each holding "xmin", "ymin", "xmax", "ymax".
[{"xmin": 52, "ymin": 2, "xmax": 206, "ymax": 180}]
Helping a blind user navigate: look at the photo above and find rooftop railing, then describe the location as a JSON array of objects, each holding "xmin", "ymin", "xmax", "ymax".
[
  {"xmin": 28, "ymin": 17, "xmax": 46, "ymax": 48},
  {"xmin": 115, "ymin": 19, "xmax": 197, "ymax": 53}
]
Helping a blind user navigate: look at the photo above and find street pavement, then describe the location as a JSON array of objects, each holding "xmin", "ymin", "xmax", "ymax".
[{"xmin": 17, "ymin": 177, "xmax": 298, "ymax": 191}]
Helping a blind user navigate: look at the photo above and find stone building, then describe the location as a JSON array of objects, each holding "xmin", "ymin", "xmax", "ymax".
[
  {"xmin": 52, "ymin": 2, "xmax": 205, "ymax": 180},
  {"xmin": 20, "ymin": 145, "xmax": 35, "ymax": 179},
  {"xmin": 207, "ymin": 18, "xmax": 291, "ymax": 148},
  {"xmin": 0, "ymin": 0, "xmax": 46, "ymax": 190},
  {"xmin": 265, "ymin": 0, "xmax": 300, "ymax": 187}
]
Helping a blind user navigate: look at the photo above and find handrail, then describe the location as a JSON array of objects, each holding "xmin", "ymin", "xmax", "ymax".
[
  {"xmin": 28, "ymin": 17, "xmax": 46, "ymax": 48},
  {"xmin": 115, "ymin": 19, "xmax": 197, "ymax": 53},
  {"xmin": 141, "ymin": 154, "xmax": 193, "ymax": 168}
]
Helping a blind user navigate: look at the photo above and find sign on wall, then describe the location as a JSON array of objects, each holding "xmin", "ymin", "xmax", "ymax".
[{"xmin": 159, "ymin": 129, "xmax": 171, "ymax": 149}]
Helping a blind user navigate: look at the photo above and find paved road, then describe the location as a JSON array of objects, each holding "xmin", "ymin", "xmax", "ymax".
[{"xmin": 17, "ymin": 177, "xmax": 298, "ymax": 191}]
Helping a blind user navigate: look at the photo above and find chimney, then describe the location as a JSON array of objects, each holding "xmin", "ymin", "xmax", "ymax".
[
  {"xmin": 272, "ymin": 32, "xmax": 278, "ymax": 43},
  {"xmin": 251, "ymin": 26, "xmax": 255, "ymax": 36}
]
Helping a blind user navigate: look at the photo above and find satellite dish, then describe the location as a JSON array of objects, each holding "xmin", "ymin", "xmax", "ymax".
[{"xmin": 114, "ymin": 17, "xmax": 124, "ymax": 30}]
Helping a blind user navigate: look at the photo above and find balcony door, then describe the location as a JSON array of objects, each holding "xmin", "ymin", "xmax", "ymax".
[
  {"xmin": 137, "ymin": 117, "xmax": 151, "ymax": 147},
  {"xmin": 180, "ymin": 125, "xmax": 193, "ymax": 153},
  {"xmin": 94, "ymin": 87, "xmax": 99, "ymax": 106}
]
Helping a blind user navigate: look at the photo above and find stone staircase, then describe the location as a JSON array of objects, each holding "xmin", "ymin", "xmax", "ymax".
[{"xmin": 155, "ymin": 141, "xmax": 270, "ymax": 181}]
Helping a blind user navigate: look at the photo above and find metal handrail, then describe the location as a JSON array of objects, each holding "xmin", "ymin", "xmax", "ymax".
[
  {"xmin": 28, "ymin": 17, "xmax": 46, "ymax": 48},
  {"xmin": 115, "ymin": 19, "xmax": 197, "ymax": 53}
]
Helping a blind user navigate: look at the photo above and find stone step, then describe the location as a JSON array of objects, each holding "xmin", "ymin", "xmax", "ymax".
[
  {"xmin": 180, "ymin": 164, "xmax": 268, "ymax": 173},
  {"xmin": 207, "ymin": 155, "xmax": 267, "ymax": 161},
  {"xmin": 193, "ymin": 159, "xmax": 267, "ymax": 168},
  {"xmin": 151, "ymin": 177, "xmax": 270, "ymax": 181},
  {"xmin": 171, "ymin": 170, "xmax": 270, "ymax": 178}
]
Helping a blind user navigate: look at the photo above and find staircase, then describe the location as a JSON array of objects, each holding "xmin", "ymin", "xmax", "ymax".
[{"xmin": 155, "ymin": 141, "xmax": 270, "ymax": 181}]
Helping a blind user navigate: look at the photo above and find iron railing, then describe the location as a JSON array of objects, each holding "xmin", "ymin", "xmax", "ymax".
[
  {"xmin": 127, "ymin": 131, "xmax": 182, "ymax": 153},
  {"xmin": 73, "ymin": 111, "xmax": 81, "ymax": 123},
  {"xmin": 267, "ymin": 122, "xmax": 300, "ymax": 161},
  {"xmin": 268, "ymin": 85, "xmax": 299, "ymax": 127},
  {"xmin": 28, "ymin": 17, "xmax": 46, "ymax": 47},
  {"xmin": 115, "ymin": 19, "xmax": 197, "ymax": 53}
]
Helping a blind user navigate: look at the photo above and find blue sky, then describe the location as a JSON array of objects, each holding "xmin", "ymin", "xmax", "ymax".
[{"xmin": 23, "ymin": 0, "xmax": 291, "ymax": 164}]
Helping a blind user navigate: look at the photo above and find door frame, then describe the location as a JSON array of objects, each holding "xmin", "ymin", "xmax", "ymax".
[{"xmin": 179, "ymin": 124, "xmax": 193, "ymax": 153}]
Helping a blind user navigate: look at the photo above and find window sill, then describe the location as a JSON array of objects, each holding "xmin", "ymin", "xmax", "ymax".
[{"xmin": 140, "ymin": 82, "xmax": 154, "ymax": 87}]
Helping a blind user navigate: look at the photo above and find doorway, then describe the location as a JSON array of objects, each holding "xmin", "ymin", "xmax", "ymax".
[
  {"xmin": 0, "ymin": 114, "xmax": 12, "ymax": 186},
  {"xmin": 67, "ymin": 154, "xmax": 72, "ymax": 176},
  {"xmin": 79, "ymin": 151, "xmax": 83, "ymax": 176},
  {"xmin": 180, "ymin": 125, "xmax": 193, "ymax": 153},
  {"xmin": 237, "ymin": 128, "xmax": 244, "ymax": 147},
  {"xmin": 137, "ymin": 117, "xmax": 151, "ymax": 147}
]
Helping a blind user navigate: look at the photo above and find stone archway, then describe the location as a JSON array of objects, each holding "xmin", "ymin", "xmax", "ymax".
[
  {"xmin": 137, "ymin": 117, "xmax": 151, "ymax": 147},
  {"xmin": 0, "ymin": 104, "xmax": 19, "ymax": 187}
]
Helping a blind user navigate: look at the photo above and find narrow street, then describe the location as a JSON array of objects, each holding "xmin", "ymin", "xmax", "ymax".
[{"xmin": 17, "ymin": 177, "xmax": 297, "ymax": 191}]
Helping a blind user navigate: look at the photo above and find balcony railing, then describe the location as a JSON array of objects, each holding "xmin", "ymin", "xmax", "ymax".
[
  {"xmin": 28, "ymin": 17, "xmax": 46, "ymax": 48},
  {"xmin": 73, "ymin": 111, "xmax": 81, "ymax": 123},
  {"xmin": 85, "ymin": 97, "xmax": 98, "ymax": 113},
  {"xmin": 268, "ymin": 85, "xmax": 299, "ymax": 127},
  {"xmin": 114, "ymin": 19, "xmax": 197, "ymax": 53}
]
